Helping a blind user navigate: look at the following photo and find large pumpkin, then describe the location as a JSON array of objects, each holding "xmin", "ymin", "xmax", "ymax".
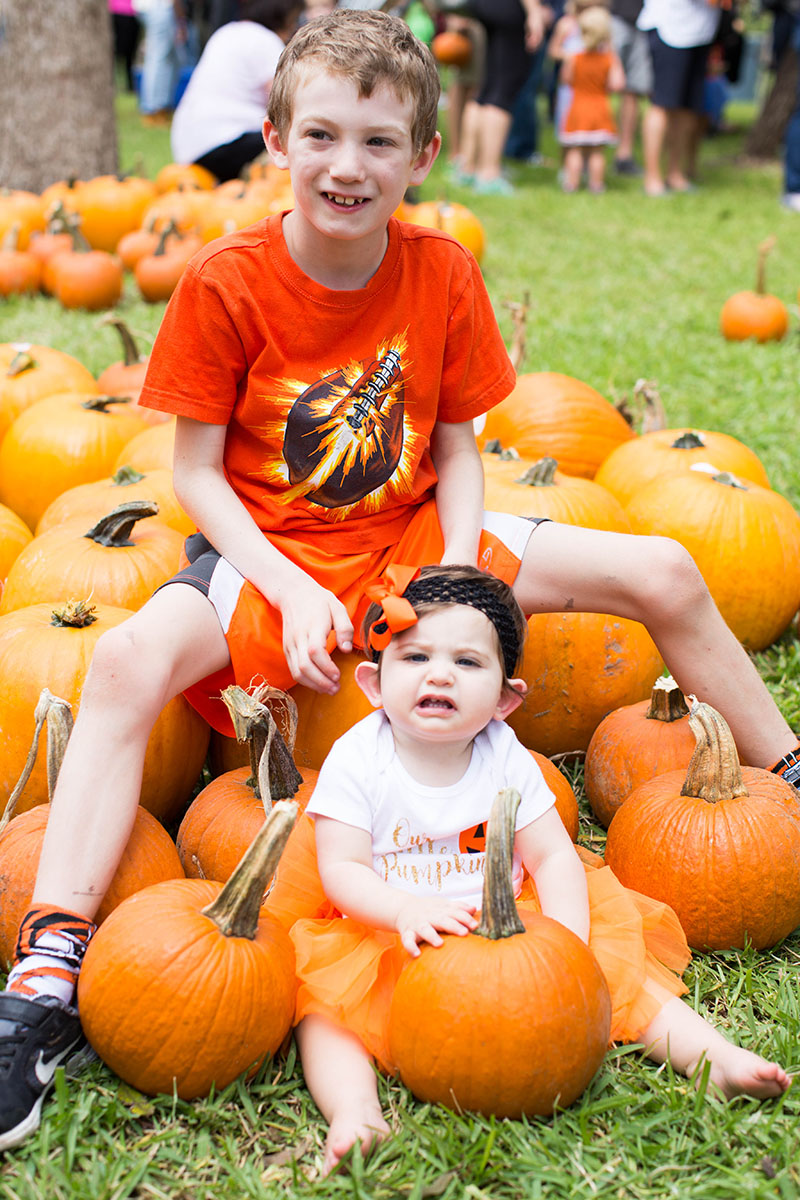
[
  {"xmin": 483, "ymin": 453, "xmax": 632, "ymax": 532},
  {"xmin": 0, "ymin": 343, "xmax": 97, "ymax": 443},
  {"xmin": 113, "ymin": 420, "xmax": 176, "ymax": 474},
  {"xmin": 292, "ymin": 650, "xmax": 374, "ymax": 772},
  {"xmin": 78, "ymin": 803, "xmax": 298, "ymax": 1098},
  {"xmin": 388, "ymin": 788, "xmax": 611, "ymax": 1116},
  {"xmin": 584, "ymin": 676, "xmax": 696, "ymax": 828},
  {"xmin": 36, "ymin": 466, "xmax": 194, "ymax": 538},
  {"xmin": 0, "ymin": 504, "xmax": 33, "ymax": 591},
  {"xmin": 478, "ymin": 373, "xmax": 635, "ymax": 479},
  {"xmin": 626, "ymin": 467, "xmax": 800, "ymax": 651},
  {"xmin": 605, "ymin": 700, "xmax": 800, "ymax": 950},
  {"xmin": 0, "ymin": 501, "xmax": 184, "ymax": 616},
  {"xmin": 0, "ymin": 599, "xmax": 209, "ymax": 823},
  {"xmin": 508, "ymin": 612, "xmax": 663, "ymax": 756},
  {"xmin": 593, "ymin": 428, "xmax": 770, "ymax": 510}
]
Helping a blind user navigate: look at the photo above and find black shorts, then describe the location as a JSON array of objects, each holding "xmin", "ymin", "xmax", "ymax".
[{"xmin": 648, "ymin": 30, "xmax": 713, "ymax": 114}]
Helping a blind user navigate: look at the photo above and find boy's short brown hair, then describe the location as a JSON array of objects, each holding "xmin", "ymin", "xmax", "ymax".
[{"xmin": 268, "ymin": 9, "xmax": 441, "ymax": 154}]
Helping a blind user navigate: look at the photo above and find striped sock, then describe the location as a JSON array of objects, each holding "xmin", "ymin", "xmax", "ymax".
[
  {"xmin": 770, "ymin": 746, "xmax": 800, "ymax": 790},
  {"xmin": 6, "ymin": 906, "xmax": 96, "ymax": 1007}
]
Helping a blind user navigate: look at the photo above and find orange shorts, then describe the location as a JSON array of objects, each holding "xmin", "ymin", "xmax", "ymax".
[{"xmin": 171, "ymin": 500, "xmax": 543, "ymax": 735}]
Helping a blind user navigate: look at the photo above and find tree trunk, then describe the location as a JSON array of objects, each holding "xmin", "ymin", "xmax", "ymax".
[
  {"xmin": 744, "ymin": 46, "xmax": 799, "ymax": 161},
  {"xmin": 0, "ymin": 0, "xmax": 118, "ymax": 193}
]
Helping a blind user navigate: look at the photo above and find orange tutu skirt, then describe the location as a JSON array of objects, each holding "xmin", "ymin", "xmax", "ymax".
[{"xmin": 290, "ymin": 847, "xmax": 691, "ymax": 1075}]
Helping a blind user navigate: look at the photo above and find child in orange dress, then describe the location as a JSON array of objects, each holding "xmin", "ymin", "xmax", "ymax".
[
  {"xmin": 291, "ymin": 564, "xmax": 790, "ymax": 1175},
  {"xmin": 560, "ymin": 6, "xmax": 625, "ymax": 192}
]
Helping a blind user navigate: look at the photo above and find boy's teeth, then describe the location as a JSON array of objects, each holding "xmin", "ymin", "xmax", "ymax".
[{"xmin": 327, "ymin": 194, "xmax": 361, "ymax": 206}]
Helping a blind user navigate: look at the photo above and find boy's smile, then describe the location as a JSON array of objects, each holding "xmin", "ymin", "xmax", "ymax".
[{"xmin": 264, "ymin": 69, "xmax": 440, "ymax": 287}]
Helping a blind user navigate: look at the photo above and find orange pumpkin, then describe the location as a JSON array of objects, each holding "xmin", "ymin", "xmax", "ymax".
[
  {"xmin": 720, "ymin": 237, "xmax": 789, "ymax": 343},
  {"xmin": 0, "ymin": 225, "xmax": 42, "ymax": 297},
  {"xmin": 116, "ymin": 224, "xmax": 161, "ymax": 273},
  {"xmin": 605, "ymin": 700, "xmax": 800, "ymax": 950},
  {"xmin": 69, "ymin": 174, "xmax": 158, "ymax": 254},
  {"xmin": 0, "ymin": 190, "xmax": 46, "ymax": 249},
  {"xmin": 36, "ymin": 465, "xmax": 194, "ymax": 538},
  {"xmin": 529, "ymin": 749, "xmax": 579, "ymax": 841},
  {"xmin": 402, "ymin": 200, "xmax": 486, "ymax": 262},
  {"xmin": 96, "ymin": 316, "xmax": 150, "ymax": 398},
  {"xmin": 292, "ymin": 650, "xmax": 374, "ymax": 771},
  {"xmin": 626, "ymin": 466, "xmax": 800, "ymax": 651},
  {"xmin": 114, "ymin": 420, "xmax": 176, "ymax": 474},
  {"xmin": 483, "ymin": 453, "xmax": 632, "ymax": 532},
  {"xmin": 509, "ymin": 611, "xmax": 663, "ymax": 756},
  {"xmin": 389, "ymin": 788, "xmax": 611, "ymax": 1116},
  {"xmin": 46, "ymin": 219, "xmax": 124, "ymax": 311},
  {"xmin": 431, "ymin": 30, "xmax": 473, "ymax": 66},
  {"xmin": 0, "ymin": 501, "xmax": 184, "ymax": 615},
  {"xmin": 0, "ymin": 599, "xmax": 209, "ymax": 824},
  {"xmin": 594, "ymin": 427, "xmax": 770, "ymax": 510},
  {"xmin": 584, "ymin": 676, "xmax": 696, "ymax": 828},
  {"xmin": 0, "ymin": 503, "xmax": 33, "ymax": 590},
  {"xmin": 155, "ymin": 162, "xmax": 217, "ymax": 193},
  {"xmin": 478, "ymin": 373, "xmax": 635, "ymax": 479},
  {"xmin": 0, "ymin": 393, "xmax": 151, "ymax": 529},
  {"xmin": 0, "ymin": 343, "xmax": 97, "ymax": 444},
  {"xmin": 77, "ymin": 804, "xmax": 298, "ymax": 1099}
]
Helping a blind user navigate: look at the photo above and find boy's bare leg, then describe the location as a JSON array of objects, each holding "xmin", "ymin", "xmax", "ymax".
[
  {"xmin": 33, "ymin": 583, "xmax": 231, "ymax": 917},
  {"xmin": 296, "ymin": 1014, "xmax": 389, "ymax": 1176},
  {"xmin": 640, "ymin": 995, "xmax": 790, "ymax": 1100},
  {"xmin": 513, "ymin": 524, "xmax": 798, "ymax": 769}
]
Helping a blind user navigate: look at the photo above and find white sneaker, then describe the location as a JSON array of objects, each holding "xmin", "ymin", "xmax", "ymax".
[{"xmin": 780, "ymin": 193, "xmax": 800, "ymax": 212}]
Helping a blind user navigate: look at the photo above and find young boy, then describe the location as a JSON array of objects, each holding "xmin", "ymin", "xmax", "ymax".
[{"xmin": 0, "ymin": 7, "xmax": 797, "ymax": 1153}]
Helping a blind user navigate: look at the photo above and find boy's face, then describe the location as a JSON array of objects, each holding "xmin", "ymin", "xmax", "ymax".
[
  {"xmin": 355, "ymin": 606, "xmax": 525, "ymax": 752},
  {"xmin": 264, "ymin": 69, "xmax": 440, "ymax": 249}
]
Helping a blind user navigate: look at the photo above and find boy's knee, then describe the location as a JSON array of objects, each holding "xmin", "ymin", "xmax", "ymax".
[
  {"xmin": 634, "ymin": 537, "xmax": 709, "ymax": 623},
  {"xmin": 85, "ymin": 624, "xmax": 172, "ymax": 711}
]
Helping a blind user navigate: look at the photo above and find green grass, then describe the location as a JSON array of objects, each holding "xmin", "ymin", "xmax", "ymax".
[{"xmin": 2, "ymin": 94, "xmax": 800, "ymax": 1198}]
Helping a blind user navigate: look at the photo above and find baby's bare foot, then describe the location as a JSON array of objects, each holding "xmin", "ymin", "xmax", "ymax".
[
  {"xmin": 697, "ymin": 1045, "xmax": 791, "ymax": 1101},
  {"xmin": 323, "ymin": 1104, "xmax": 390, "ymax": 1176}
]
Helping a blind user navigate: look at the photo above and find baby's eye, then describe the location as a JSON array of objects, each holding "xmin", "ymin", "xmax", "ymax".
[
  {"xmin": 404, "ymin": 652, "xmax": 428, "ymax": 663},
  {"xmin": 456, "ymin": 656, "xmax": 481, "ymax": 668}
]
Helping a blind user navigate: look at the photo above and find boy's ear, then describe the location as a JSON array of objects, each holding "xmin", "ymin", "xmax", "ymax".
[
  {"xmin": 263, "ymin": 119, "xmax": 290, "ymax": 170},
  {"xmin": 494, "ymin": 678, "xmax": 527, "ymax": 721},
  {"xmin": 408, "ymin": 131, "xmax": 442, "ymax": 187},
  {"xmin": 354, "ymin": 660, "xmax": 383, "ymax": 708}
]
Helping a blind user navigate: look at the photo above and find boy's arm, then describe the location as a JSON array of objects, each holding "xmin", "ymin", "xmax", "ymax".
[
  {"xmin": 516, "ymin": 811, "xmax": 591, "ymax": 943},
  {"xmin": 172, "ymin": 416, "xmax": 353, "ymax": 693},
  {"xmin": 315, "ymin": 816, "xmax": 478, "ymax": 957},
  {"xmin": 430, "ymin": 418, "xmax": 485, "ymax": 567}
]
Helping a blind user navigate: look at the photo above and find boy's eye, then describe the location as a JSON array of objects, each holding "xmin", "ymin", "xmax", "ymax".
[
  {"xmin": 306, "ymin": 129, "xmax": 331, "ymax": 141},
  {"xmin": 368, "ymin": 137, "xmax": 393, "ymax": 147}
]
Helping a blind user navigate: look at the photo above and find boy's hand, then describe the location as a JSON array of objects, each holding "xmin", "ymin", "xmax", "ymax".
[
  {"xmin": 278, "ymin": 576, "xmax": 353, "ymax": 694},
  {"xmin": 395, "ymin": 895, "xmax": 478, "ymax": 957}
]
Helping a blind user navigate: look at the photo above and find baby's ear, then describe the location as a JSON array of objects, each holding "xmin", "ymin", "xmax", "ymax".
[
  {"xmin": 354, "ymin": 660, "xmax": 383, "ymax": 708},
  {"xmin": 494, "ymin": 677, "xmax": 526, "ymax": 721}
]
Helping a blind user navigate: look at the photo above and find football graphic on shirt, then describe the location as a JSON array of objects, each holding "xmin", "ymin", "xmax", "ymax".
[
  {"xmin": 459, "ymin": 822, "xmax": 486, "ymax": 855},
  {"xmin": 281, "ymin": 347, "xmax": 406, "ymax": 508}
]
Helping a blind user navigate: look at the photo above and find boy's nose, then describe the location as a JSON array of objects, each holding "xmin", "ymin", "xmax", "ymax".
[{"xmin": 329, "ymin": 142, "xmax": 365, "ymax": 182}]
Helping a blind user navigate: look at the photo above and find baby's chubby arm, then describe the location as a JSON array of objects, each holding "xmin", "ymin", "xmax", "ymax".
[
  {"xmin": 516, "ymin": 809, "xmax": 591, "ymax": 944},
  {"xmin": 315, "ymin": 815, "xmax": 479, "ymax": 957},
  {"xmin": 430, "ymin": 418, "xmax": 486, "ymax": 568},
  {"xmin": 172, "ymin": 416, "xmax": 353, "ymax": 693}
]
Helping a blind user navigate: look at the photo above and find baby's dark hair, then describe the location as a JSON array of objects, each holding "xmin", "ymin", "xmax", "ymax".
[
  {"xmin": 362, "ymin": 564, "xmax": 527, "ymax": 684},
  {"xmin": 267, "ymin": 9, "xmax": 441, "ymax": 154}
]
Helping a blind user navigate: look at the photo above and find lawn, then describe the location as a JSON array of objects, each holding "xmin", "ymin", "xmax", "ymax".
[{"xmin": 2, "ymin": 90, "xmax": 800, "ymax": 1199}]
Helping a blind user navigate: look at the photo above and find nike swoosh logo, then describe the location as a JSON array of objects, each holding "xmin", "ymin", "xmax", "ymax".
[{"xmin": 34, "ymin": 1045, "xmax": 74, "ymax": 1088}]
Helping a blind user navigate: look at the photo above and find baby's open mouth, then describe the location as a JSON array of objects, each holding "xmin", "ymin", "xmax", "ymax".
[{"xmin": 419, "ymin": 697, "xmax": 454, "ymax": 710}]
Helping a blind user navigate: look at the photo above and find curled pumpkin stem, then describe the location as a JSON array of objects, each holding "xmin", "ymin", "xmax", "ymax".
[
  {"xmin": 681, "ymin": 697, "xmax": 748, "ymax": 804},
  {"xmin": 0, "ymin": 689, "xmax": 73, "ymax": 834},
  {"xmin": 474, "ymin": 787, "xmax": 525, "ymax": 940}
]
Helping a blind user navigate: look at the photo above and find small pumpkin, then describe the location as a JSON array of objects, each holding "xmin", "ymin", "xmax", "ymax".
[
  {"xmin": 401, "ymin": 200, "xmax": 486, "ymax": 262},
  {"xmin": 584, "ymin": 676, "xmax": 696, "ymax": 828},
  {"xmin": 134, "ymin": 221, "xmax": 191, "ymax": 301},
  {"xmin": 0, "ymin": 501, "xmax": 184, "ymax": 615},
  {"xmin": 431, "ymin": 30, "xmax": 473, "ymax": 66},
  {"xmin": 47, "ymin": 219, "xmax": 123, "ymax": 311},
  {"xmin": 0, "ymin": 224, "xmax": 42, "ymax": 297},
  {"xmin": 605, "ymin": 699, "xmax": 800, "ymax": 950},
  {"xmin": 114, "ymin": 420, "xmax": 176, "ymax": 474},
  {"xmin": 388, "ymin": 787, "xmax": 611, "ymax": 1116},
  {"xmin": 626, "ymin": 466, "xmax": 800, "ymax": 651},
  {"xmin": 593, "ymin": 428, "xmax": 770, "ymax": 509},
  {"xmin": 0, "ymin": 503, "xmax": 33, "ymax": 591},
  {"xmin": 720, "ymin": 237, "xmax": 789, "ymax": 343},
  {"xmin": 35, "ymin": 465, "xmax": 194, "ymax": 538},
  {"xmin": 478, "ymin": 373, "xmax": 635, "ymax": 479},
  {"xmin": 155, "ymin": 162, "xmax": 217, "ymax": 193},
  {"xmin": 78, "ymin": 801, "xmax": 298, "ymax": 1098},
  {"xmin": 96, "ymin": 315, "xmax": 150, "ymax": 398},
  {"xmin": 0, "ymin": 343, "xmax": 97, "ymax": 443},
  {"xmin": 70, "ymin": 173, "xmax": 157, "ymax": 254},
  {"xmin": 483, "ymin": 453, "xmax": 632, "ymax": 532}
]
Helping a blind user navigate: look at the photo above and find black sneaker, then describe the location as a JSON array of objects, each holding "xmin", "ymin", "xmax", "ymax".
[
  {"xmin": 0, "ymin": 993, "xmax": 85, "ymax": 1151},
  {"xmin": 614, "ymin": 158, "xmax": 643, "ymax": 177}
]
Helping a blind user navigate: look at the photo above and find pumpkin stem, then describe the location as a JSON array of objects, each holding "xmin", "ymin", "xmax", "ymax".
[
  {"xmin": 201, "ymin": 800, "xmax": 298, "ymax": 938},
  {"xmin": 0, "ymin": 690, "xmax": 72, "ymax": 834},
  {"xmin": 2, "ymin": 222, "xmax": 22, "ymax": 252},
  {"xmin": 51, "ymin": 598, "xmax": 98, "ymax": 628},
  {"xmin": 98, "ymin": 314, "xmax": 145, "ymax": 366},
  {"xmin": 6, "ymin": 349, "xmax": 35, "ymax": 378},
  {"xmin": 44, "ymin": 201, "xmax": 71, "ymax": 235},
  {"xmin": 84, "ymin": 500, "xmax": 159, "ymax": 547},
  {"xmin": 645, "ymin": 676, "xmax": 689, "ymax": 723},
  {"xmin": 220, "ymin": 684, "xmax": 302, "ymax": 806},
  {"xmin": 516, "ymin": 457, "xmax": 558, "ymax": 487},
  {"xmin": 711, "ymin": 470, "xmax": 748, "ymax": 491},
  {"xmin": 671, "ymin": 431, "xmax": 705, "ymax": 450},
  {"xmin": 755, "ymin": 236, "xmax": 776, "ymax": 296},
  {"xmin": 474, "ymin": 788, "xmax": 526, "ymax": 940},
  {"xmin": 80, "ymin": 395, "xmax": 135, "ymax": 415},
  {"xmin": 152, "ymin": 220, "xmax": 178, "ymax": 257},
  {"xmin": 680, "ymin": 697, "xmax": 749, "ymax": 803},
  {"xmin": 503, "ymin": 292, "xmax": 530, "ymax": 374},
  {"xmin": 111, "ymin": 465, "xmax": 146, "ymax": 487},
  {"xmin": 614, "ymin": 379, "xmax": 666, "ymax": 435}
]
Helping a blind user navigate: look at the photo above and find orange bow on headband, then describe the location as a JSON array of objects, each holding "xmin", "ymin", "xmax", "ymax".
[{"xmin": 364, "ymin": 564, "xmax": 420, "ymax": 653}]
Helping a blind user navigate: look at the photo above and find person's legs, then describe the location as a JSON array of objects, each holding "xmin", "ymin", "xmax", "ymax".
[
  {"xmin": 512, "ymin": 523, "xmax": 798, "ymax": 769},
  {"xmin": 475, "ymin": 103, "xmax": 514, "ymax": 182},
  {"xmin": 562, "ymin": 146, "xmax": 584, "ymax": 191},
  {"xmin": 140, "ymin": 2, "xmax": 178, "ymax": 118},
  {"xmin": 782, "ymin": 17, "xmax": 800, "ymax": 204},
  {"xmin": 665, "ymin": 108, "xmax": 697, "ymax": 189},
  {"xmin": 642, "ymin": 102, "xmax": 668, "ymax": 193},
  {"xmin": 640, "ymin": 996, "xmax": 789, "ymax": 1100},
  {"xmin": 296, "ymin": 1014, "xmax": 389, "ymax": 1176},
  {"xmin": 587, "ymin": 147, "xmax": 607, "ymax": 192},
  {"xmin": 616, "ymin": 93, "xmax": 640, "ymax": 163}
]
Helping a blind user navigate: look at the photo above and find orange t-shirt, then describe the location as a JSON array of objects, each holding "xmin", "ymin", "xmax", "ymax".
[{"xmin": 139, "ymin": 213, "xmax": 515, "ymax": 554}]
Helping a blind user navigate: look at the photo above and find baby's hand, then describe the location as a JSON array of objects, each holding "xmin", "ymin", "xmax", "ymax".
[{"xmin": 395, "ymin": 895, "xmax": 478, "ymax": 957}]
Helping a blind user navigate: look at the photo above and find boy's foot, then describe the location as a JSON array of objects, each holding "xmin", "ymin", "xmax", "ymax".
[
  {"xmin": 323, "ymin": 1103, "xmax": 390, "ymax": 1176},
  {"xmin": 0, "ymin": 993, "xmax": 85, "ymax": 1151}
]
